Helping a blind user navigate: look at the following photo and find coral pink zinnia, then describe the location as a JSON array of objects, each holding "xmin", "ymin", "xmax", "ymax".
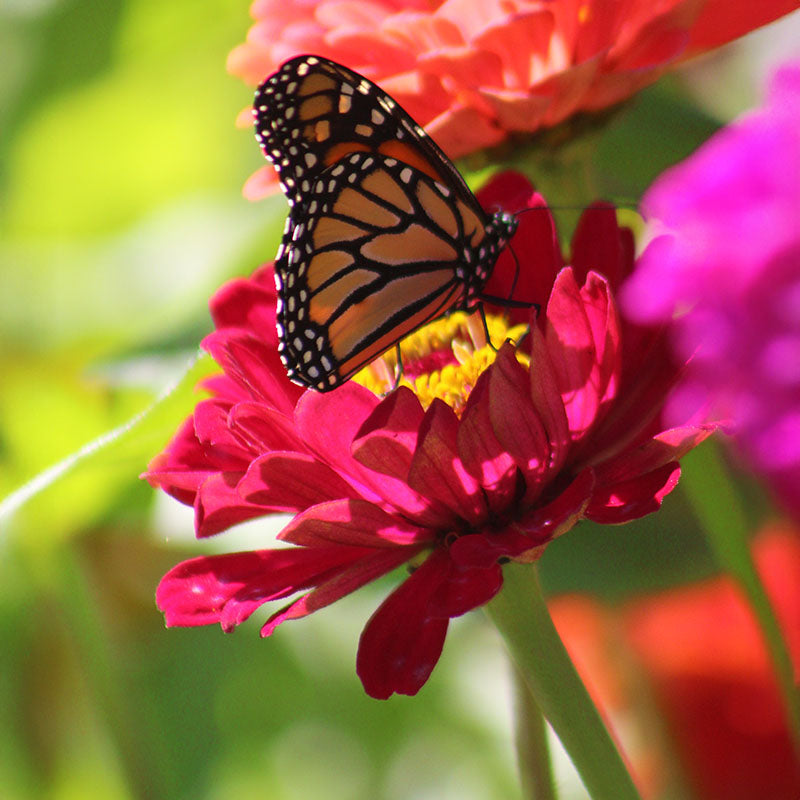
[
  {"xmin": 230, "ymin": 0, "xmax": 800, "ymax": 199},
  {"xmin": 146, "ymin": 173, "xmax": 713, "ymax": 698}
]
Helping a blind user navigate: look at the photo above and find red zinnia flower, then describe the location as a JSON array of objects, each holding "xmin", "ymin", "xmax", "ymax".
[
  {"xmin": 551, "ymin": 524, "xmax": 800, "ymax": 800},
  {"xmin": 146, "ymin": 172, "xmax": 713, "ymax": 698},
  {"xmin": 230, "ymin": 0, "xmax": 799, "ymax": 199}
]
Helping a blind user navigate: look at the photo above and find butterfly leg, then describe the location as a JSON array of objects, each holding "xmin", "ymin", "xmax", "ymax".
[
  {"xmin": 478, "ymin": 305, "xmax": 499, "ymax": 352},
  {"xmin": 392, "ymin": 343, "xmax": 405, "ymax": 390}
]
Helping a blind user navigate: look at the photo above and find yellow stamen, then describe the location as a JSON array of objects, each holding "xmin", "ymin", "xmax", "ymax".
[{"xmin": 354, "ymin": 311, "xmax": 528, "ymax": 414}]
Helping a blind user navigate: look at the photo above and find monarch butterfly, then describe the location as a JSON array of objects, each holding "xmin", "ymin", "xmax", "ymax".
[{"xmin": 254, "ymin": 55, "xmax": 518, "ymax": 392}]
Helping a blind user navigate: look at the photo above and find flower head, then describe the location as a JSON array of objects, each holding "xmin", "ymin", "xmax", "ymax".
[
  {"xmin": 146, "ymin": 173, "xmax": 712, "ymax": 698},
  {"xmin": 622, "ymin": 61, "xmax": 800, "ymax": 518},
  {"xmin": 231, "ymin": 0, "xmax": 798, "ymax": 199}
]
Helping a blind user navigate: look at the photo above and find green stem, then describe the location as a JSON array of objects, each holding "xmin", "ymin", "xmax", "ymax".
[
  {"xmin": 487, "ymin": 563, "xmax": 642, "ymax": 800},
  {"xmin": 680, "ymin": 440, "xmax": 800, "ymax": 751},
  {"xmin": 512, "ymin": 665, "xmax": 557, "ymax": 800}
]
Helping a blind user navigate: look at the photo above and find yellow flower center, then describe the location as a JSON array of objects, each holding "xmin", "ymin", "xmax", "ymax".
[{"xmin": 354, "ymin": 311, "xmax": 528, "ymax": 414}]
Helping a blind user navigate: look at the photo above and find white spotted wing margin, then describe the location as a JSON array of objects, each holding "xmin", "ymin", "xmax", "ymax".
[{"xmin": 252, "ymin": 54, "xmax": 475, "ymax": 208}]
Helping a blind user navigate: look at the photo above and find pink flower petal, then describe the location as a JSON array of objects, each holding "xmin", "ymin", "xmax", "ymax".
[
  {"xmin": 261, "ymin": 545, "xmax": 418, "ymax": 636},
  {"xmin": 209, "ymin": 264, "xmax": 278, "ymax": 335},
  {"xmin": 357, "ymin": 550, "xmax": 452, "ymax": 698},
  {"xmin": 527, "ymin": 323, "xmax": 572, "ymax": 477},
  {"xmin": 279, "ymin": 498, "xmax": 433, "ymax": 548},
  {"xmin": 239, "ymin": 452, "xmax": 360, "ymax": 511},
  {"xmin": 242, "ymin": 164, "xmax": 281, "ymax": 201},
  {"xmin": 352, "ymin": 386, "xmax": 425, "ymax": 479},
  {"xmin": 487, "ymin": 344, "xmax": 551, "ymax": 497},
  {"xmin": 585, "ymin": 462, "xmax": 682, "ymax": 524},
  {"xmin": 546, "ymin": 269, "xmax": 620, "ymax": 439},
  {"xmin": 195, "ymin": 471, "xmax": 267, "ymax": 538},
  {"xmin": 592, "ymin": 424, "xmax": 717, "ymax": 489},
  {"xmin": 407, "ymin": 399, "xmax": 486, "ymax": 525},
  {"xmin": 471, "ymin": 8, "xmax": 556, "ymax": 88},
  {"xmin": 297, "ymin": 385, "xmax": 448, "ymax": 525},
  {"xmin": 457, "ymin": 371, "xmax": 519, "ymax": 513},
  {"xmin": 157, "ymin": 546, "xmax": 370, "ymax": 631},
  {"xmin": 417, "ymin": 47, "xmax": 505, "ymax": 89},
  {"xmin": 193, "ymin": 399, "xmax": 254, "ymax": 462},
  {"xmin": 227, "ymin": 402, "xmax": 306, "ymax": 453},
  {"xmin": 203, "ymin": 331, "xmax": 304, "ymax": 416}
]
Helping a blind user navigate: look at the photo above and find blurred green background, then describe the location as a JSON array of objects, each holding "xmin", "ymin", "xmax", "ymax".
[{"xmin": 0, "ymin": 2, "xmax": 797, "ymax": 798}]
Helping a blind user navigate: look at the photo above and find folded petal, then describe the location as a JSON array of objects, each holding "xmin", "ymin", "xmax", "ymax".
[
  {"xmin": 585, "ymin": 462, "xmax": 682, "ymax": 524},
  {"xmin": 156, "ymin": 546, "xmax": 370, "ymax": 631},
  {"xmin": 279, "ymin": 498, "xmax": 433, "ymax": 548},
  {"xmin": 457, "ymin": 371, "xmax": 519, "ymax": 513},
  {"xmin": 261, "ymin": 546, "xmax": 418, "ymax": 635},
  {"xmin": 407, "ymin": 399, "xmax": 486, "ymax": 525},
  {"xmin": 239, "ymin": 451, "xmax": 360, "ymax": 512}
]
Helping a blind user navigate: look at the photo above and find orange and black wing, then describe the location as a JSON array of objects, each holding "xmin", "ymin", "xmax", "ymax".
[
  {"xmin": 254, "ymin": 55, "xmax": 518, "ymax": 392},
  {"xmin": 254, "ymin": 55, "xmax": 475, "ymax": 208},
  {"xmin": 275, "ymin": 152, "xmax": 513, "ymax": 391}
]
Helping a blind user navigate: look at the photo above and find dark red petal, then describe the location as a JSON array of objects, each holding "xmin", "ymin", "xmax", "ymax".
[
  {"xmin": 209, "ymin": 264, "xmax": 278, "ymax": 338},
  {"xmin": 592, "ymin": 424, "xmax": 717, "ymax": 488},
  {"xmin": 357, "ymin": 550, "xmax": 451, "ymax": 699},
  {"xmin": 297, "ymin": 385, "xmax": 448, "ymax": 526},
  {"xmin": 528, "ymin": 323, "xmax": 572, "ymax": 477},
  {"xmin": 450, "ymin": 468, "xmax": 595, "ymax": 566},
  {"xmin": 433, "ymin": 559, "xmax": 503, "ymax": 618},
  {"xmin": 194, "ymin": 471, "xmax": 265, "ymax": 537},
  {"xmin": 488, "ymin": 344, "xmax": 551, "ymax": 498},
  {"xmin": 474, "ymin": 170, "xmax": 540, "ymax": 214},
  {"xmin": 204, "ymin": 331, "xmax": 304, "ymax": 415},
  {"xmin": 261, "ymin": 546, "xmax": 418, "ymax": 636},
  {"xmin": 484, "ymin": 207, "xmax": 563, "ymax": 312},
  {"xmin": 585, "ymin": 462, "xmax": 681, "ymax": 524},
  {"xmin": 407, "ymin": 399, "xmax": 486, "ymax": 525},
  {"xmin": 570, "ymin": 202, "xmax": 629, "ymax": 290},
  {"xmin": 156, "ymin": 545, "xmax": 370, "ymax": 631},
  {"xmin": 278, "ymin": 498, "xmax": 433, "ymax": 548},
  {"xmin": 352, "ymin": 386, "xmax": 425, "ymax": 479},
  {"xmin": 581, "ymin": 321, "xmax": 682, "ymax": 461},
  {"xmin": 239, "ymin": 451, "xmax": 360, "ymax": 512},
  {"xmin": 227, "ymin": 402, "xmax": 307, "ymax": 453},
  {"xmin": 457, "ymin": 370, "xmax": 518, "ymax": 514},
  {"xmin": 513, "ymin": 467, "xmax": 596, "ymax": 551},
  {"xmin": 545, "ymin": 269, "xmax": 620, "ymax": 440}
]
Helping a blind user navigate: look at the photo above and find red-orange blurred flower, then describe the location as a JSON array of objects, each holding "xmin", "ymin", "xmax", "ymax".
[
  {"xmin": 551, "ymin": 524, "xmax": 800, "ymax": 799},
  {"xmin": 230, "ymin": 0, "xmax": 799, "ymax": 199}
]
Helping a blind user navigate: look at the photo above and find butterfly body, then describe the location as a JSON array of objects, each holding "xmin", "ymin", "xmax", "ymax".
[{"xmin": 254, "ymin": 55, "xmax": 517, "ymax": 391}]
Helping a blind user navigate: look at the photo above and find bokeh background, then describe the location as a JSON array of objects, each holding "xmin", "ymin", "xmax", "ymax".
[{"xmin": 1, "ymin": 2, "xmax": 798, "ymax": 798}]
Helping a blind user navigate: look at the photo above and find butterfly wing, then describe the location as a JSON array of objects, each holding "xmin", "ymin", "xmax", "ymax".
[
  {"xmin": 255, "ymin": 55, "xmax": 518, "ymax": 392},
  {"xmin": 254, "ymin": 55, "xmax": 475, "ymax": 208},
  {"xmin": 276, "ymin": 152, "xmax": 509, "ymax": 391}
]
